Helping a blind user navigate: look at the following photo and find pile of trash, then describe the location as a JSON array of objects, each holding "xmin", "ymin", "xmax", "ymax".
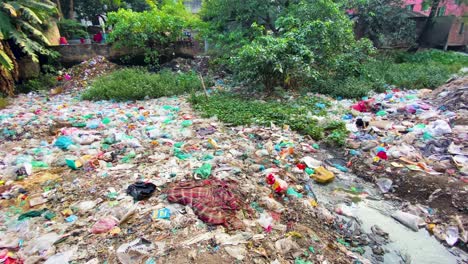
[
  {"xmin": 337, "ymin": 77, "xmax": 468, "ymax": 246},
  {"xmin": 1, "ymin": 67, "xmax": 467, "ymax": 263},
  {"xmin": 161, "ymin": 56, "xmax": 210, "ymax": 75},
  {"xmin": 51, "ymin": 56, "xmax": 118, "ymax": 94},
  {"xmin": 0, "ymin": 91, "xmax": 373, "ymax": 263}
]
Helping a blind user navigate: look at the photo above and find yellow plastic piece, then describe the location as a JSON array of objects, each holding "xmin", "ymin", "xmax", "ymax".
[{"xmin": 311, "ymin": 166, "xmax": 335, "ymax": 183}]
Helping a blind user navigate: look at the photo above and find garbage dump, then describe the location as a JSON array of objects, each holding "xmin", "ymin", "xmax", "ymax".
[{"xmin": 0, "ymin": 58, "xmax": 466, "ymax": 263}]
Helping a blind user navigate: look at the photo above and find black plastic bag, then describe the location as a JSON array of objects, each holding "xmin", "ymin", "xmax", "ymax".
[{"xmin": 127, "ymin": 182, "xmax": 156, "ymax": 201}]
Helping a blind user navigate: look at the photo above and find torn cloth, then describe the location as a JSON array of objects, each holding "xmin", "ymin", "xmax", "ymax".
[{"xmin": 166, "ymin": 179, "xmax": 244, "ymax": 229}]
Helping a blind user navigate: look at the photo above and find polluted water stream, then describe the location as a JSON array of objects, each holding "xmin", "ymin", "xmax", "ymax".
[{"xmin": 309, "ymin": 164, "xmax": 467, "ymax": 264}]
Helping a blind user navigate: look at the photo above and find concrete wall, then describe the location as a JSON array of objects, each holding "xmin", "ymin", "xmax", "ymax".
[
  {"xmin": 447, "ymin": 17, "xmax": 467, "ymax": 46},
  {"xmin": 404, "ymin": 0, "xmax": 467, "ymax": 17},
  {"xmin": 50, "ymin": 44, "xmax": 139, "ymax": 65},
  {"xmin": 51, "ymin": 43, "xmax": 202, "ymax": 66}
]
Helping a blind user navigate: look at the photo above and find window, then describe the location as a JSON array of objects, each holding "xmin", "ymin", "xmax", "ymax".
[
  {"xmin": 460, "ymin": 23, "xmax": 465, "ymax": 35},
  {"xmin": 406, "ymin": 4, "xmax": 415, "ymax": 11},
  {"xmin": 437, "ymin": 6, "xmax": 446, "ymax": 16}
]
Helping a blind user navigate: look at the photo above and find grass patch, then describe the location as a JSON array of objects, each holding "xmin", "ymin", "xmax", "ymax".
[
  {"xmin": 189, "ymin": 92, "xmax": 348, "ymax": 145},
  {"xmin": 313, "ymin": 49, "xmax": 467, "ymax": 99},
  {"xmin": 82, "ymin": 68, "xmax": 201, "ymax": 101},
  {"xmin": 0, "ymin": 98, "xmax": 9, "ymax": 109}
]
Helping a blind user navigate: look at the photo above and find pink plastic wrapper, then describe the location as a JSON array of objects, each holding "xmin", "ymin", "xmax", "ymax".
[{"xmin": 91, "ymin": 216, "xmax": 119, "ymax": 234}]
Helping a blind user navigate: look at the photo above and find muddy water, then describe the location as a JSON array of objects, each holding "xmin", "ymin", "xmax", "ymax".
[{"xmin": 308, "ymin": 168, "xmax": 467, "ymax": 264}]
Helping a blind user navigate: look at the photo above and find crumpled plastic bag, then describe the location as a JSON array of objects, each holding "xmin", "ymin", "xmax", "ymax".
[
  {"xmin": 44, "ymin": 248, "xmax": 76, "ymax": 264},
  {"xmin": 54, "ymin": 136, "xmax": 74, "ymax": 150},
  {"xmin": 193, "ymin": 163, "xmax": 212, "ymax": 179},
  {"xmin": 126, "ymin": 182, "xmax": 156, "ymax": 201},
  {"xmin": 117, "ymin": 238, "xmax": 154, "ymax": 264},
  {"xmin": 91, "ymin": 216, "xmax": 119, "ymax": 234},
  {"xmin": 427, "ymin": 120, "xmax": 452, "ymax": 136}
]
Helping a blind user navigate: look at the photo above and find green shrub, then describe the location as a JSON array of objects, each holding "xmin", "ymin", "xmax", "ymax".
[
  {"xmin": 232, "ymin": 35, "xmax": 315, "ymax": 92},
  {"xmin": 108, "ymin": 1, "xmax": 200, "ymax": 66},
  {"xmin": 17, "ymin": 74, "xmax": 58, "ymax": 93},
  {"xmin": 82, "ymin": 68, "xmax": 201, "ymax": 101},
  {"xmin": 203, "ymin": 0, "xmax": 375, "ymax": 92},
  {"xmin": 189, "ymin": 92, "xmax": 348, "ymax": 145}
]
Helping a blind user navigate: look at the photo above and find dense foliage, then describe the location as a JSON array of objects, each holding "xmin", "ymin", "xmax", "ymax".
[
  {"xmin": 202, "ymin": 0, "xmax": 375, "ymax": 93},
  {"xmin": 82, "ymin": 68, "xmax": 202, "ymax": 101},
  {"xmin": 324, "ymin": 50, "xmax": 467, "ymax": 98},
  {"xmin": 347, "ymin": 0, "xmax": 417, "ymax": 47},
  {"xmin": 57, "ymin": 19, "xmax": 88, "ymax": 39},
  {"xmin": 0, "ymin": 0, "xmax": 57, "ymax": 95},
  {"xmin": 107, "ymin": 0, "xmax": 199, "ymax": 66},
  {"xmin": 190, "ymin": 92, "xmax": 349, "ymax": 145}
]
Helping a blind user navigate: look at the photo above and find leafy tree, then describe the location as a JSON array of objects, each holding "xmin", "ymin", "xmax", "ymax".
[
  {"xmin": 0, "ymin": 0, "xmax": 57, "ymax": 95},
  {"xmin": 107, "ymin": 0, "xmax": 199, "ymax": 66},
  {"xmin": 207, "ymin": 0, "xmax": 375, "ymax": 92},
  {"xmin": 232, "ymin": 34, "xmax": 315, "ymax": 92},
  {"xmin": 347, "ymin": 0, "xmax": 417, "ymax": 47},
  {"xmin": 57, "ymin": 18, "xmax": 88, "ymax": 38},
  {"xmin": 200, "ymin": 0, "xmax": 299, "ymax": 58}
]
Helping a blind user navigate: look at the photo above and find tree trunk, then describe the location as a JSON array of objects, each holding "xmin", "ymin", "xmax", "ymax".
[
  {"xmin": 0, "ymin": 41, "xmax": 19, "ymax": 96},
  {"xmin": 417, "ymin": 0, "xmax": 441, "ymax": 47},
  {"xmin": 55, "ymin": 0, "xmax": 63, "ymax": 19},
  {"xmin": 69, "ymin": 0, "xmax": 74, "ymax": 19}
]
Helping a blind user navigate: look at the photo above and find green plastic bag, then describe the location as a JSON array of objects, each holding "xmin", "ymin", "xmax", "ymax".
[
  {"xmin": 18, "ymin": 209, "xmax": 47, "ymax": 221},
  {"xmin": 181, "ymin": 120, "xmax": 193, "ymax": 127},
  {"xmin": 194, "ymin": 163, "xmax": 212, "ymax": 179}
]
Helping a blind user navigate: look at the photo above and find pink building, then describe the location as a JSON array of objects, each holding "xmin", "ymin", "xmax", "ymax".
[{"xmin": 404, "ymin": 0, "xmax": 467, "ymax": 17}]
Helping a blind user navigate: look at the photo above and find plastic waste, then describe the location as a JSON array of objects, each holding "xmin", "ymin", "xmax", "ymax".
[
  {"xmin": 44, "ymin": 249, "xmax": 75, "ymax": 264},
  {"xmin": 311, "ymin": 166, "xmax": 335, "ymax": 184},
  {"xmin": 193, "ymin": 163, "xmax": 212, "ymax": 179},
  {"xmin": 302, "ymin": 156, "xmax": 321, "ymax": 169},
  {"xmin": 65, "ymin": 215, "xmax": 78, "ymax": 222},
  {"xmin": 392, "ymin": 211, "xmax": 423, "ymax": 231},
  {"xmin": 23, "ymin": 232, "xmax": 60, "ymax": 255},
  {"xmin": 259, "ymin": 197, "xmax": 284, "ymax": 213},
  {"xmin": 91, "ymin": 216, "xmax": 119, "ymax": 234},
  {"xmin": 286, "ymin": 187, "xmax": 303, "ymax": 198},
  {"xmin": 257, "ymin": 212, "xmax": 273, "ymax": 231},
  {"xmin": 157, "ymin": 208, "xmax": 171, "ymax": 219},
  {"xmin": 275, "ymin": 237, "xmax": 300, "ymax": 255},
  {"xmin": 224, "ymin": 245, "xmax": 247, "ymax": 260},
  {"xmin": 427, "ymin": 120, "xmax": 452, "ymax": 136},
  {"xmin": 266, "ymin": 174, "xmax": 288, "ymax": 193},
  {"xmin": 375, "ymin": 178, "xmax": 392, "ymax": 193},
  {"xmin": 445, "ymin": 226, "xmax": 459, "ymax": 246},
  {"xmin": 18, "ymin": 209, "xmax": 47, "ymax": 221},
  {"xmin": 54, "ymin": 136, "xmax": 74, "ymax": 150},
  {"xmin": 126, "ymin": 182, "xmax": 156, "ymax": 201},
  {"xmin": 75, "ymin": 200, "xmax": 97, "ymax": 212},
  {"xmin": 117, "ymin": 238, "xmax": 154, "ymax": 264}
]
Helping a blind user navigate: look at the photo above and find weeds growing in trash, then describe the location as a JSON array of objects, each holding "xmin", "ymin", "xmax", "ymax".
[
  {"xmin": 190, "ymin": 92, "xmax": 349, "ymax": 145},
  {"xmin": 82, "ymin": 68, "xmax": 202, "ymax": 101}
]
